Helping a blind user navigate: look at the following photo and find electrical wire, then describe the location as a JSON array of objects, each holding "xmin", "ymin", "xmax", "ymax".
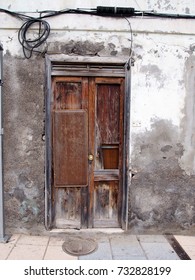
[
  {"xmin": 0, "ymin": 8, "xmax": 97, "ymax": 58},
  {"xmin": 1, "ymin": 7, "xmax": 195, "ymax": 59},
  {"xmin": 18, "ymin": 19, "xmax": 50, "ymax": 58},
  {"xmin": 134, "ymin": 10, "xmax": 195, "ymax": 19},
  {"xmin": 0, "ymin": 8, "xmax": 33, "ymax": 21},
  {"xmin": 124, "ymin": 17, "xmax": 133, "ymax": 70}
]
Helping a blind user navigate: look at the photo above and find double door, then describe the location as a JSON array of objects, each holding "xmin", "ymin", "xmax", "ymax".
[{"xmin": 52, "ymin": 76, "xmax": 124, "ymax": 228}]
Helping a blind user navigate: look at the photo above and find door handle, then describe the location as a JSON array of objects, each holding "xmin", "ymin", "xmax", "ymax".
[{"xmin": 88, "ymin": 154, "xmax": 94, "ymax": 161}]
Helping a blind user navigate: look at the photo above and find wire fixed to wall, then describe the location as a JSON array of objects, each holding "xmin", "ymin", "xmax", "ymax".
[
  {"xmin": 1, "ymin": 6, "xmax": 195, "ymax": 59},
  {"xmin": 18, "ymin": 19, "xmax": 50, "ymax": 59},
  {"xmin": 124, "ymin": 17, "xmax": 133, "ymax": 70},
  {"xmin": 1, "ymin": 8, "xmax": 99, "ymax": 58}
]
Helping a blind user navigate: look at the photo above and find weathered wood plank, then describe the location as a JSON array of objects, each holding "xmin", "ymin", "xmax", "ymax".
[
  {"xmin": 54, "ymin": 188, "xmax": 81, "ymax": 229},
  {"xmin": 118, "ymin": 79, "xmax": 125, "ymax": 224},
  {"xmin": 94, "ymin": 170, "xmax": 119, "ymax": 181},
  {"xmin": 81, "ymin": 187, "xmax": 88, "ymax": 228},
  {"xmin": 54, "ymin": 81, "xmax": 82, "ymax": 110},
  {"xmin": 94, "ymin": 181, "xmax": 119, "ymax": 226},
  {"xmin": 95, "ymin": 77, "xmax": 123, "ymax": 84},
  {"xmin": 96, "ymin": 83, "xmax": 120, "ymax": 144},
  {"xmin": 88, "ymin": 78, "xmax": 95, "ymax": 228}
]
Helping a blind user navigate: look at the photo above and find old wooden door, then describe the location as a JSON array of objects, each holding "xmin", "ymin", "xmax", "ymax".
[{"xmin": 51, "ymin": 76, "xmax": 124, "ymax": 228}]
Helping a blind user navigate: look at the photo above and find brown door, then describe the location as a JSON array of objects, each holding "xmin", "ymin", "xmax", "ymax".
[{"xmin": 51, "ymin": 76, "xmax": 124, "ymax": 228}]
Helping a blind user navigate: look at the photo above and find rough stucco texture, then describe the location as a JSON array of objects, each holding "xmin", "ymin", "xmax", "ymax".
[
  {"xmin": 3, "ymin": 53, "xmax": 45, "ymax": 232},
  {"xmin": 129, "ymin": 117, "xmax": 195, "ymax": 233},
  {"xmin": 128, "ymin": 39, "xmax": 195, "ymax": 234}
]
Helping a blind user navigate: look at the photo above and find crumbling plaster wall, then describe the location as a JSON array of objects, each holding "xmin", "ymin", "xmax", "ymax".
[
  {"xmin": 130, "ymin": 33, "xmax": 195, "ymax": 232},
  {"xmin": 3, "ymin": 56, "xmax": 45, "ymax": 233},
  {"xmin": 0, "ymin": 0, "xmax": 195, "ymax": 233}
]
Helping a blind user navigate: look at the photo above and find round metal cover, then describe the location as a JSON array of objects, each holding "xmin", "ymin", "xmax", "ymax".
[{"xmin": 62, "ymin": 238, "xmax": 98, "ymax": 256}]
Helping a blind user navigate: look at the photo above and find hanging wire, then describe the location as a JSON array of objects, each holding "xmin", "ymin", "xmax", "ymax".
[
  {"xmin": 18, "ymin": 19, "xmax": 50, "ymax": 59},
  {"xmin": 124, "ymin": 17, "xmax": 133, "ymax": 70}
]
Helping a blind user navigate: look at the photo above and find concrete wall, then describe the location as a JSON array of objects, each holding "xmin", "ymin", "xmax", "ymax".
[{"xmin": 0, "ymin": 0, "xmax": 195, "ymax": 234}]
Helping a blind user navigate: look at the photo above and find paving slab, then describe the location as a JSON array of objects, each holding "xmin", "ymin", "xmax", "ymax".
[
  {"xmin": 110, "ymin": 235, "xmax": 147, "ymax": 260},
  {"xmin": 174, "ymin": 235, "xmax": 195, "ymax": 260},
  {"xmin": 0, "ymin": 234, "xmax": 21, "ymax": 260},
  {"xmin": 44, "ymin": 245, "xmax": 78, "ymax": 260},
  {"xmin": 1, "ymin": 233, "xmax": 194, "ymax": 260},
  {"xmin": 174, "ymin": 235, "xmax": 195, "ymax": 246},
  {"xmin": 177, "ymin": 245, "xmax": 195, "ymax": 260},
  {"xmin": 8, "ymin": 234, "xmax": 21, "ymax": 244},
  {"xmin": 140, "ymin": 242, "xmax": 180, "ymax": 260},
  {"xmin": 7, "ymin": 244, "xmax": 47, "ymax": 260},
  {"xmin": 79, "ymin": 238, "xmax": 112, "ymax": 260},
  {"xmin": 137, "ymin": 235, "xmax": 168, "ymax": 243},
  {"xmin": 17, "ymin": 234, "xmax": 49, "ymax": 246},
  {"xmin": 0, "ymin": 242, "xmax": 15, "ymax": 260},
  {"xmin": 49, "ymin": 236, "xmax": 66, "ymax": 246}
]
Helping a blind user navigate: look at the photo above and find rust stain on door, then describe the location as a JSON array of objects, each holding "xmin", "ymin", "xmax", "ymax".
[{"xmin": 53, "ymin": 110, "xmax": 88, "ymax": 187}]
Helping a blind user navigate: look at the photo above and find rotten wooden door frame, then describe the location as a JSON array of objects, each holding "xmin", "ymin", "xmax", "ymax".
[{"xmin": 44, "ymin": 55, "xmax": 131, "ymax": 230}]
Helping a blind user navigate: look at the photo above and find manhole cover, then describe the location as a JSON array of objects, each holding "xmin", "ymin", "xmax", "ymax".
[{"xmin": 62, "ymin": 238, "xmax": 98, "ymax": 256}]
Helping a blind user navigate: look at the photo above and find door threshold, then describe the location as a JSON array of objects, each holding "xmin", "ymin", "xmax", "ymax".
[{"xmin": 50, "ymin": 228, "xmax": 124, "ymax": 234}]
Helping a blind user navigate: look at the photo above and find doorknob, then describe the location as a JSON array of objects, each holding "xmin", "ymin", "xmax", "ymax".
[{"xmin": 88, "ymin": 154, "xmax": 94, "ymax": 161}]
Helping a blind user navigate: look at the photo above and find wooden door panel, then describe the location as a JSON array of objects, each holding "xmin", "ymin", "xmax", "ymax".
[
  {"xmin": 94, "ymin": 181, "xmax": 119, "ymax": 227},
  {"xmin": 95, "ymin": 80, "xmax": 123, "ymax": 171},
  {"xmin": 53, "ymin": 110, "xmax": 88, "ymax": 187},
  {"xmin": 54, "ymin": 188, "xmax": 81, "ymax": 228},
  {"xmin": 54, "ymin": 82, "xmax": 82, "ymax": 109},
  {"xmin": 53, "ymin": 77, "xmax": 83, "ymax": 110},
  {"xmin": 52, "ymin": 76, "xmax": 124, "ymax": 229},
  {"xmin": 52, "ymin": 77, "xmax": 89, "ymax": 229},
  {"xmin": 91, "ymin": 77, "xmax": 124, "ymax": 228},
  {"xmin": 96, "ymin": 84, "xmax": 120, "ymax": 144}
]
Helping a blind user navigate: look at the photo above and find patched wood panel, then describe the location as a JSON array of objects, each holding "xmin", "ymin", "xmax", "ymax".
[
  {"xmin": 54, "ymin": 188, "xmax": 81, "ymax": 229},
  {"xmin": 53, "ymin": 110, "xmax": 88, "ymax": 186},
  {"xmin": 54, "ymin": 81, "xmax": 82, "ymax": 110},
  {"xmin": 94, "ymin": 181, "xmax": 119, "ymax": 227}
]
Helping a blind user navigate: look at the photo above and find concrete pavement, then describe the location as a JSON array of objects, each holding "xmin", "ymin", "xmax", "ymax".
[{"xmin": 0, "ymin": 231, "xmax": 195, "ymax": 260}]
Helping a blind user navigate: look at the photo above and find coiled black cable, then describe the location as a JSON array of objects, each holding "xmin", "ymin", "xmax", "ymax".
[
  {"xmin": 18, "ymin": 19, "xmax": 50, "ymax": 59},
  {"xmin": 1, "ymin": 7, "xmax": 195, "ymax": 59}
]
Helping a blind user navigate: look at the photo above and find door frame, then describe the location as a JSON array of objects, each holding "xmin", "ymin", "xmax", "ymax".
[{"xmin": 44, "ymin": 55, "xmax": 131, "ymax": 230}]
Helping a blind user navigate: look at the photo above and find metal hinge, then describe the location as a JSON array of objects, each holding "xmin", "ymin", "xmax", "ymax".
[{"xmin": 0, "ymin": 80, "xmax": 3, "ymax": 86}]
